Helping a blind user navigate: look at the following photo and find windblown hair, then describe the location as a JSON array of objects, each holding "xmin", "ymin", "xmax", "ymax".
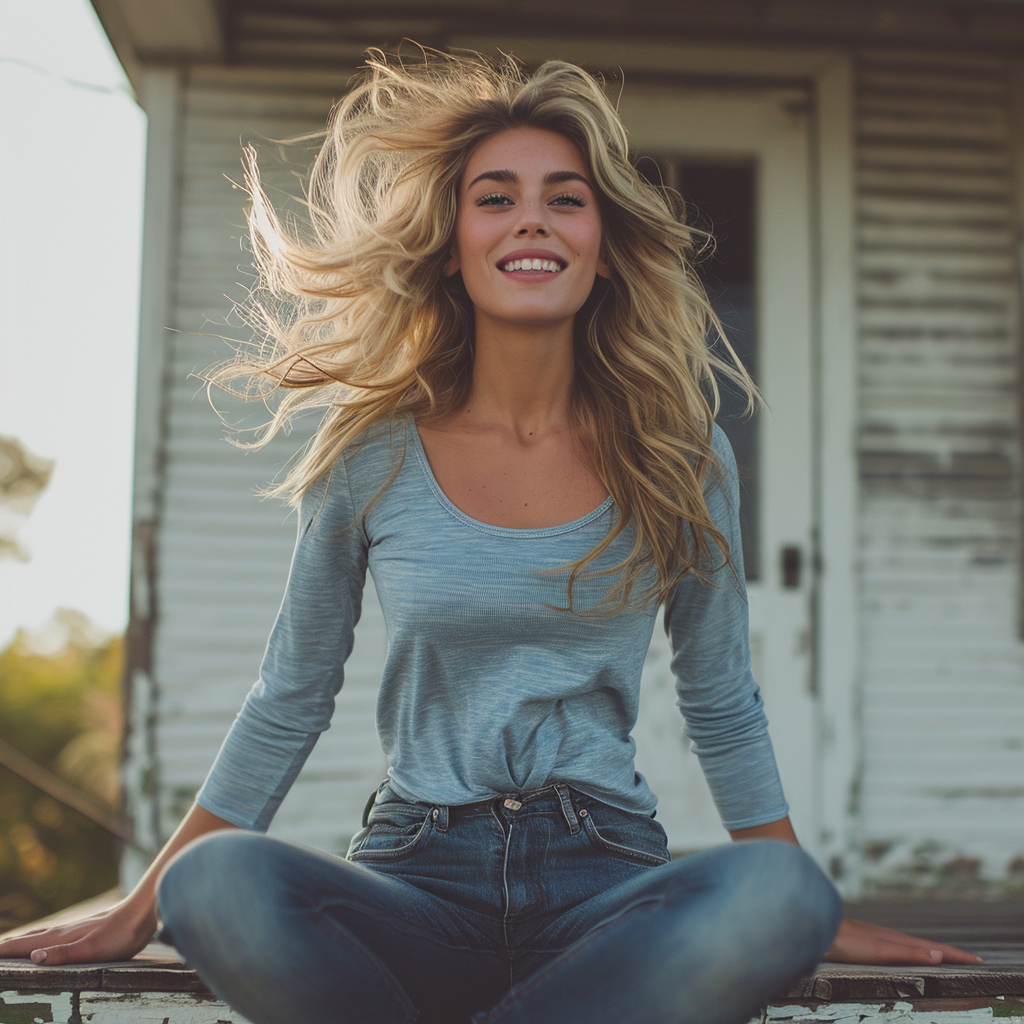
[{"xmin": 212, "ymin": 46, "xmax": 756, "ymax": 613}]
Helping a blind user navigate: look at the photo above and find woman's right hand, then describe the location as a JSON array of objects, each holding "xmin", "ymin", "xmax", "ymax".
[
  {"xmin": 0, "ymin": 898, "xmax": 158, "ymax": 966},
  {"xmin": 0, "ymin": 801, "xmax": 238, "ymax": 967}
]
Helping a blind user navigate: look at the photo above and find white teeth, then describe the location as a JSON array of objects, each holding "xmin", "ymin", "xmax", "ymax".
[{"xmin": 501, "ymin": 258, "xmax": 562, "ymax": 273}]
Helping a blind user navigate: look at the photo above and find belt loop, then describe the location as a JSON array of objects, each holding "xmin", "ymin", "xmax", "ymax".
[
  {"xmin": 362, "ymin": 778, "xmax": 388, "ymax": 828},
  {"xmin": 431, "ymin": 805, "xmax": 449, "ymax": 832},
  {"xmin": 554, "ymin": 784, "xmax": 580, "ymax": 835},
  {"xmin": 361, "ymin": 787, "xmax": 378, "ymax": 829}
]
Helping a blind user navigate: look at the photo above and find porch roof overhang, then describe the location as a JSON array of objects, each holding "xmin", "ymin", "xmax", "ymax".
[{"xmin": 92, "ymin": 0, "xmax": 1024, "ymax": 94}]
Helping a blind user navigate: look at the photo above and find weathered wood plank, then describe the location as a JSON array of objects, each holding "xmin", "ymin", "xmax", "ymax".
[
  {"xmin": 767, "ymin": 1001, "xmax": 1024, "ymax": 1023},
  {"xmin": 0, "ymin": 991, "xmax": 74, "ymax": 1023},
  {"xmin": 853, "ymin": 51, "xmax": 1022, "ymax": 896},
  {"xmin": 859, "ymin": 145, "xmax": 1011, "ymax": 173},
  {"xmin": 0, "ymin": 928, "xmax": 1021, "ymax": 1021},
  {"xmin": 0, "ymin": 962, "xmax": 105, "ymax": 990},
  {"xmin": 79, "ymin": 991, "xmax": 245, "ymax": 1023}
]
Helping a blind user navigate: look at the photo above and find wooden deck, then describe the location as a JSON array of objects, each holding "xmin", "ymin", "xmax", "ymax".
[{"xmin": 1, "ymin": 896, "xmax": 1022, "ymax": 1022}]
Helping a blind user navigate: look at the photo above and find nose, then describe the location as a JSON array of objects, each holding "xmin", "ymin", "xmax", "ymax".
[{"xmin": 515, "ymin": 201, "xmax": 550, "ymax": 237}]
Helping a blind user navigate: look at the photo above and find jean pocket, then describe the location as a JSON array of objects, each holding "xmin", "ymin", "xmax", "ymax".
[
  {"xmin": 346, "ymin": 805, "xmax": 435, "ymax": 863},
  {"xmin": 580, "ymin": 804, "xmax": 671, "ymax": 866}
]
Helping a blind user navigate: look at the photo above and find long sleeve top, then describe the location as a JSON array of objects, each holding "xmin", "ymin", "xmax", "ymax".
[{"xmin": 195, "ymin": 415, "xmax": 789, "ymax": 832}]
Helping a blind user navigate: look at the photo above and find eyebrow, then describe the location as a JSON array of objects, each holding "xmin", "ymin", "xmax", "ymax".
[{"xmin": 465, "ymin": 169, "xmax": 593, "ymax": 190}]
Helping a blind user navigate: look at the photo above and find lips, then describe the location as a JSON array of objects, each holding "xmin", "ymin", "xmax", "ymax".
[{"xmin": 497, "ymin": 249, "xmax": 567, "ymax": 274}]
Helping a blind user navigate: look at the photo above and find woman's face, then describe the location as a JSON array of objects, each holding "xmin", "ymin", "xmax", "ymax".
[{"xmin": 447, "ymin": 126, "xmax": 610, "ymax": 331}]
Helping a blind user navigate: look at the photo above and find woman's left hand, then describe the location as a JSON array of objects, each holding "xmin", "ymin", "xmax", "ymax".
[{"xmin": 825, "ymin": 918, "xmax": 983, "ymax": 965}]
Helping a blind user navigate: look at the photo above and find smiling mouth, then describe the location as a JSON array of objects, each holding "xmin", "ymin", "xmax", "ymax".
[{"xmin": 500, "ymin": 258, "xmax": 564, "ymax": 273}]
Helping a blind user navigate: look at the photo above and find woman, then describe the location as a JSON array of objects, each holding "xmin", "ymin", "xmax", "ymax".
[{"xmin": 0, "ymin": 49, "xmax": 979, "ymax": 1024}]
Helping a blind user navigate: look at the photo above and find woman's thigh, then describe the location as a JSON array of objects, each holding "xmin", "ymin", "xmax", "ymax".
[
  {"xmin": 157, "ymin": 828, "xmax": 508, "ymax": 1024},
  {"xmin": 524, "ymin": 838, "xmax": 840, "ymax": 959},
  {"xmin": 493, "ymin": 839, "xmax": 842, "ymax": 1024}
]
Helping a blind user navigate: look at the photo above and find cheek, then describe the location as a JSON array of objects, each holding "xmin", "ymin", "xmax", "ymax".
[
  {"xmin": 567, "ymin": 214, "xmax": 604, "ymax": 265},
  {"xmin": 454, "ymin": 211, "xmax": 492, "ymax": 260}
]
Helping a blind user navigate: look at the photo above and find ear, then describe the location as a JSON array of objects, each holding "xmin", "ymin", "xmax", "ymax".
[
  {"xmin": 596, "ymin": 255, "xmax": 611, "ymax": 280},
  {"xmin": 443, "ymin": 249, "xmax": 461, "ymax": 277}
]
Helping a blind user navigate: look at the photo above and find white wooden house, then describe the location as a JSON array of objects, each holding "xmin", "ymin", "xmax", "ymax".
[{"xmin": 89, "ymin": 0, "xmax": 1024, "ymax": 897}]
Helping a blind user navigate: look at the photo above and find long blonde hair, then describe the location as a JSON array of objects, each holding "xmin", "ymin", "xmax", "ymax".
[{"xmin": 212, "ymin": 47, "xmax": 756, "ymax": 613}]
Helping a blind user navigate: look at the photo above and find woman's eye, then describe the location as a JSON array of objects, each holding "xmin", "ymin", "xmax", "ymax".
[
  {"xmin": 550, "ymin": 193, "xmax": 586, "ymax": 207},
  {"xmin": 476, "ymin": 192, "xmax": 513, "ymax": 206}
]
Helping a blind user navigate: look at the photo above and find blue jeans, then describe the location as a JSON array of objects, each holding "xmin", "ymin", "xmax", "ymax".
[{"xmin": 157, "ymin": 782, "xmax": 841, "ymax": 1024}]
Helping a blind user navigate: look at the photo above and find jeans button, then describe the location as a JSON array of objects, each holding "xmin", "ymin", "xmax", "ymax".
[{"xmin": 431, "ymin": 808, "xmax": 439, "ymax": 820}]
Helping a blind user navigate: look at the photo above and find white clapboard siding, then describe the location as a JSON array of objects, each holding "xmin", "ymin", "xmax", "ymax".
[
  {"xmin": 854, "ymin": 53, "xmax": 1024, "ymax": 889},
  {"xmin": 147, "ymin": 76, "xmax": 388, "ymax": 858}
]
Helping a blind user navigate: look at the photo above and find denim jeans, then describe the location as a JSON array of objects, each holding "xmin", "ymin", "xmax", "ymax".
[{"xmin": 157, "ymin": 782, "xmax": 842, "ymax": 1024}]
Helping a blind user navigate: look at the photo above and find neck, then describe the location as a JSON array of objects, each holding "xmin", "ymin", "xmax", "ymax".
[{"xmin": 460, "ymin": 312, "xmax": 576, "ymax": 439}]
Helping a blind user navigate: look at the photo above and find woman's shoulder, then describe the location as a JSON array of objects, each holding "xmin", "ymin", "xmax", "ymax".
[
  {"xmin": 301, "ymin": 414, "xmax": 410, "ymax": 522},
  {"xmin": 340, "ymin": 414, "xmax": 409, "ymax": 475},
  {"xmin": 709, "ymin": 420, "xmax": 737, "ymax": 466},
  {"xmin": 706, "ymin": 421, "xmax": 739, "ymax": 501}
]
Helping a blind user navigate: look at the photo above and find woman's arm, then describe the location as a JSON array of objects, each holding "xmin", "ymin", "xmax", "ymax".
[
  {"xmin": 0, "ymin": 801, "xmax": 236, "ymax": 966},
  {"xmin": 728, "ymin": 816, "xmax": 982, "ymax": 966},
  {"xmin": 669, "ymin": 435, "xmax": 979, "ymax": 968}
]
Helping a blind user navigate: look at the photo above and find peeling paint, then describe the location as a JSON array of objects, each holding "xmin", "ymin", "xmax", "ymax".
[
  {"xmin": 0, "ymin": 990, "xmax": 248, "ymax": 1024},
  {"xmin": 0, "ymin": 992, "xmax": 72, "ymax": 1024},
  {"xmin": 855, "ymin": 53, "xmax": 1024, "ymax": 897},
  {"xmin": 859, "ymin": 835, "xmax": 1024, "ymax": 896},
  {"xmin": 766, "ymin": 1000, "xmax": 1024, "ymax": 1022}
]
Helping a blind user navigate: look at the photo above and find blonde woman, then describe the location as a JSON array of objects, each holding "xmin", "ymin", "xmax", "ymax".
[{"xmin": 0, "ymin": 50, "xmax": 979, "ymax": 1024}]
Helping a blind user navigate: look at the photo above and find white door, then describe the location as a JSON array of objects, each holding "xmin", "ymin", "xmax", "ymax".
[{"xmin": 621, "ymin": 89, "xmax": 818, "ymax": 856}]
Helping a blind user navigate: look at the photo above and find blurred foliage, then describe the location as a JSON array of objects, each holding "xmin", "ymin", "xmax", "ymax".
[
  {"xmin": 0, "ymin": 609, "xmax": 122, "ymax": 931},
  {"xmin": 0, "ymin": 434, "xmax": 54, "ymax": 563}
]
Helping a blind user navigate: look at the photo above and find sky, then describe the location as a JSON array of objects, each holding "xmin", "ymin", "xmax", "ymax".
[{"xmin": 0, "ymin": 0, "xmax": 145, "ymax": 648}]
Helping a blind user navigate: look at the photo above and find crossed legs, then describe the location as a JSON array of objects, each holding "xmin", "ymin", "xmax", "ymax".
[{"xmin": 157, "ymin": 832, "xmax": 840, "ymax": 1024}]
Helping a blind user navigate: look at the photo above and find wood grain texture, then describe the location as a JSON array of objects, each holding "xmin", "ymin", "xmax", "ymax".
[{"xmin": 854, "ymin": 52, "xmax": 1024, "ymax": 894}]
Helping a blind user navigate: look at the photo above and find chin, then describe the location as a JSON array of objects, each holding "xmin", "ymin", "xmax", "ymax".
[{"xmin": 485, "ymin": 299, "xmax": 584, "ymax": 326}]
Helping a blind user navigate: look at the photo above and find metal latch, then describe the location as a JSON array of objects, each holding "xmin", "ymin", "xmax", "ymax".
[{"xmin": 781, "ymin": 545, "xmax": 802, "ymax": 589}]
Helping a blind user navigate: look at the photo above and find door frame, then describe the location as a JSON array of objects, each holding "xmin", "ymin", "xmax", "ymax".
[
  {"xmin": 453, "ymin": 34, "xmax": 861, "ymax": 890},
  {"xmin": 618, "ymin": 86, "xmax": 819, "ymax": 853}
]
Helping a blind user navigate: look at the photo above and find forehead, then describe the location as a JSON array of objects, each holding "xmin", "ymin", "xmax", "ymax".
[{"xmin": 461, "ymin": 127, "xmax": 589, "ymax": 186}]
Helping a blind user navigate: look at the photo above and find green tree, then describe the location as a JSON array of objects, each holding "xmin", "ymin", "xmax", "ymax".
[
  {"xmin": 0, "ymin": 613, "xmax": 123, "ymax": 930},
  {"xmin": 0, "ymin": 436, "xmax": 123, "ymax": 929}
]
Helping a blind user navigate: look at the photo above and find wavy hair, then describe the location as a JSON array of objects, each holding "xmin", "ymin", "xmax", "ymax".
[{"xmin": 211, "ymin": 46, "xmax": 756, "ymax": 613}]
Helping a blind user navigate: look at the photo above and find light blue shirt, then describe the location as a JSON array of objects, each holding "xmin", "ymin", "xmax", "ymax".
[{"xmin": 196, "ymin": 416, "xmax": 789, "ymax": 832}]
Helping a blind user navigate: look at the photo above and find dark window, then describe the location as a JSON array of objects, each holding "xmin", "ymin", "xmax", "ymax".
[{"xmin": 636, "ymin": 156, "xmax": 760, "ymax": 580}]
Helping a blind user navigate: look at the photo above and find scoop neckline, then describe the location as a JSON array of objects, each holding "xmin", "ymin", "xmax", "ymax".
[{"xmin": 406, "ymin": 414, "xmax": 614, "ymax": 538}]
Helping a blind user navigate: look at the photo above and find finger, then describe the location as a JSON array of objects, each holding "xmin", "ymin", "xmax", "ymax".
[
  {"xmin": 867, "ymin": 940, "xmax": 944, "ymax": 966},
  {"xmin": 1, "ymin": 924, "xmax": 85, "ymax": 957},
  {"xmin": 864, "ymin": 930, "xmax": 984, "ymax": 965},
  {"xmin": 0, "ymin": 926, "xmax": 52, "ymax": 943},
  {"xmin": 29, "ymin": 938, "xmax": 98, "ymax": 967},
  {"xmin": 2, "ymin": 911, "xmax": 105, "ymax": 942},
  {"xmin": 929, "ymin": 943, "xmax": 984, "ymax": 964},
  {"xmin": 0, "ymin": 932, "xmax": 60, "ymax": 958},
  {"xmin": 829, "ymin": 938, "xmax": 945, "ymax": 966},
  {"xmin": 844, "ymin": 921, "xmax": 984, "ymax": 965},
  {"xmin": 877, "ymin": 940, "xmax": 981, "ymax": 966}
]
